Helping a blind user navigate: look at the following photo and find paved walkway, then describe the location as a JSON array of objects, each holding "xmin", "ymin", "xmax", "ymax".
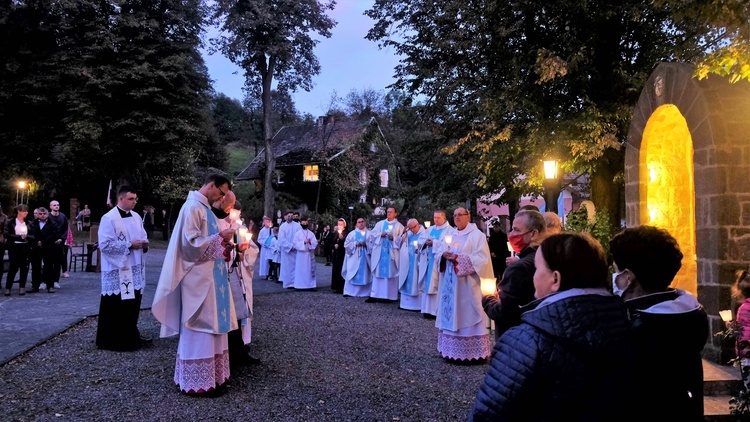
[{"xmin": 0, "ymin": 247, "xmax": 332, "ymax": 366}]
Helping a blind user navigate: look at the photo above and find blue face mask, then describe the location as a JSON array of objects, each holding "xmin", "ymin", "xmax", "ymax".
[{"xmin": 612, "ymin": 271, "xmax": 628, "ymax": 297}]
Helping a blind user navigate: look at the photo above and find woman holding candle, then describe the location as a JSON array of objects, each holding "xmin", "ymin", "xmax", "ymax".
[
  {"xmin": 330, "ymin": 218, "xmax": 348, "ymax": 294},
  {"xmin": 4, "ymin": 204, "xmax": 33, "ymax": 296}
]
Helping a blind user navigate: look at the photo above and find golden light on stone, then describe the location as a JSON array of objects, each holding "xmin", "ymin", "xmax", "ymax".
[{"xmin": 640, "ymin": 104, "xmax": 697, "ymax": 295}]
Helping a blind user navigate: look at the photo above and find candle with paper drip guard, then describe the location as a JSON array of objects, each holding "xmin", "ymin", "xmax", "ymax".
[
  {"xmin": 16, "ymin": 224, "xmax": 27, "ymax": 236},
  {"xmin": 244, "ymin": 232, "xmax": 253, "ymax": 243},
  {"xmin": 413, "ymin": 240, "xmax": 419, "ymax": 250},
  {"xmin": 237, "ymin": 226, "xmax": 248, "ymax": 242},
  {"xmin": 480, "ymin": 278, "xmax": 497, "ymax": 295},
  {"xmin": 424, "ymin": 221, "xmax": 431, "ymax": 228}
]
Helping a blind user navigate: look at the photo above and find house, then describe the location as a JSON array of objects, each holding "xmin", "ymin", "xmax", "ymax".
[{"xmin": 235, "ymin": 116, "xmax": 397, "ymax": 216}]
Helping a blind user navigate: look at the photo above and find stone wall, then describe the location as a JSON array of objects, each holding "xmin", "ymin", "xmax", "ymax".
[{"xmin": 625, "ymin": 62, "xmax": 750, "ymax": 363}]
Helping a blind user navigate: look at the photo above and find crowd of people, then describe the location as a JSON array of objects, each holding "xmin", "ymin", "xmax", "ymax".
[
  {"xmin": 1, "ymin": 200, "xmax": 75, "ymax": 296},
  {"xmin": 3, "ymin": 175, "xmax": 716, "ymax": 418}
]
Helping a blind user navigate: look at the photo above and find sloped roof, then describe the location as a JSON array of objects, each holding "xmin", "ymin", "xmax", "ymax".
[{"xmin": 236, "ymin": 117, "xmax": 381, "ymax": 180}]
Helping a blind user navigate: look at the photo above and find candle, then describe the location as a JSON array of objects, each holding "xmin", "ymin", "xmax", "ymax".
[
  {"xmin": 424, "ymin": 221, "xmax": 431, "ymax": 228},
  {"xmin": 720, "ymin": 309, "xmax": 733, "ymax": 322},
  {"xmin": 238, "ymin": 226, "xmax": 248, "ymax": 240},
  {"xmin": 16, "ymin": 224, "xmax": 28, "ymax": 236},
  {"xmin": 444, "ymin": 235, "xmax": 452, "ymax": 245},
  {"xmin": 507, "ymin": 241, "xmax": 514, "ymax": 253},
  {"xmin": 338, "ymin": 229, "xmax": 343, "ymax": 235},
  {"xmin": 480, "ymin": 278, "xmax": 497, "ymax": 295},
  {"xmin": 228, "ymin": 209, "xmax": 241, "ymax": 221},
  {"xmin": 413, "ymin": 240, "xmax": 418, "ymax": 249},
  {"xmin": 244, "ymin": 233, "xmax": 253, "ymax": 243}
]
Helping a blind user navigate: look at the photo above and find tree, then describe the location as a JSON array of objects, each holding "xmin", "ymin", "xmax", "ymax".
[
  {"xmin": 209, "ymin": 0, "xmax": 336, "ymax": 218},
  {"xmin": 0, "ymin": 0, "xmax": 217, "ymax": 211},
  {"xmin": 365, "ymin": 0, "xmax": 750, "ymax": 227}
]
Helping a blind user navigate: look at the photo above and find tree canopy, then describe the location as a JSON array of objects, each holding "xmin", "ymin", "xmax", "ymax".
[{"xmin": 365, "ymin": 0, "xmax": 750, "ymax": 224}]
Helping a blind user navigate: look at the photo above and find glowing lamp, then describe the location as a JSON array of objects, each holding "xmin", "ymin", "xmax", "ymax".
[
  {"xmin": 17, "ymin": 181, "xmax": 26, "ymax": 189},
  {"xmin": 480, "ymin": 278, "xmax": 497, "ymax": 295},
  {"xmin": 543, "ymin": 159, "xmax": 558, "ymax": 180}
]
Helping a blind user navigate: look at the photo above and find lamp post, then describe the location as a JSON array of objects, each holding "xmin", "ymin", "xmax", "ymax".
[
  {"xmin": 348, "ymin": 206, "xmax": 354, "ymax": 227},
  {"xmin": 543, "ymin": 160, "xmax": 560, "ymax": 213}
]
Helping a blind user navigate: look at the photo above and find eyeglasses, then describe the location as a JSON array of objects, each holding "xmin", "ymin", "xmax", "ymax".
[{"xmin": 216, "ymin": 185, "xmax": 227, "ymax": 197}]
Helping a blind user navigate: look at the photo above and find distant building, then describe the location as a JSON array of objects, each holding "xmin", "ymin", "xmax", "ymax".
[{"xmin": 236, "ymin": 116, "xmax": 397, "ymax": 215}]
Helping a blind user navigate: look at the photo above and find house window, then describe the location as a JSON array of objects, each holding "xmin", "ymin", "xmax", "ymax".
[
  {"xmin": 303, "ymin": 165, "xmax": 319, "ymax": 182},
  {"xmin": 379, "ymin": 169, "xmax": 388, "ymax": 188},
  {"xmin": 275, "ymin": 170, "xmax": 285, "ymax": 184},
  {"xmin": 359, "ymin": 168, "xmax": 367, "ymax": 186}
]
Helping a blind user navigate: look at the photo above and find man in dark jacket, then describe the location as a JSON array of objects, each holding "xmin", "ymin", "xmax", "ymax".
[
  {"xmin": 482, "ymin": 209, "xmax": 546, "ymax": 341},
  {"xmin": 486, "ymin": 221, "xmax": 509, "ymax": 279},
  {"xmin": 610, "ymin": 225, "xmax": 708, "ymax": 422}
]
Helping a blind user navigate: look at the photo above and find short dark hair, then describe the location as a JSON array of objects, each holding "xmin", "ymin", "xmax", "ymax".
[
  {"xmin": 118, "ymin": 185, "xmax": 136, "ymax": 197},
  {"xmin": 520, "ymin": 204, "xmax": 540, "ymax": 212},
  {"xmin": 609, "ymin": 225, "xmax": 683, "ymax": 291},
  {"xmin": 539, "ymin": 232, "xmax": 608, "ymax": 290},
  {"xmin": 203, "ymin": 174, "xmax": 231, "ymax": 188},
  {"xmin": 14, "ymin": 204, "xmax": 29, "ymax": 213},
  {"xmin": 516, "ymin": 210, "xmax": 546, "ymax": 233}
]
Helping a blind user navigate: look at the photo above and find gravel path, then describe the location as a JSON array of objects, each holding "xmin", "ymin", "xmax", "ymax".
[{"xmin": 0, "ymin": 266, "xmax": 490, "ymax": 421}]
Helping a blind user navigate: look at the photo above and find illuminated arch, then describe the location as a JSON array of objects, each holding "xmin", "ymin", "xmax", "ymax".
[{"xmin": 639, "ymin": 104, "xmax": 697, "ymax": 294}]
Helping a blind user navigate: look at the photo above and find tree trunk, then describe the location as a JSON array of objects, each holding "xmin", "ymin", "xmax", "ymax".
[
  {"xmin": 589, "ymin": 161, "xmax": 622, "ymax": 231},
  {"xmin": 262, "ymin": 57, "xmax": 277, "ymax": 218}
]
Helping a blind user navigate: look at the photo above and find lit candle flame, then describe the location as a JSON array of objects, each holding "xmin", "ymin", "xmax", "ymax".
[
  {"xmin": 413, "ymin": 240, "xmax": 418, "ymax": 249},
  {"xmin": 17, "ymin": 224, "xmax": 28, "ymax": 236},
  {"xmin": 480, "ymin": 278, "xmax": 497, "ymax": 295},
  {"xmin": 244, "ymin": 233, "xmax": 252, "ymax": 243},
  {"xmin": 424, "ymin": 221, "xmax": 431, "ymax": 228},
  {"xmin": 444, "ymin": 235, "xmax": 452, "ymax": 245},
  {"xmin": 238, "ymin": 226, "xmax": 248, "ymax": 240}
]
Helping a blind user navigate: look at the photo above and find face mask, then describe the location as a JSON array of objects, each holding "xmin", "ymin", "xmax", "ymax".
[
  {"xmin": 507, "ymin": 230, "xmax": 532, "ymax": 253},
  {"xmin": 300, "ymin": 224, "xmax": 308, "ymax": 230},
  {"xmin": 612, "ymin": 271, "xmax": 628, "ymax": 297}
]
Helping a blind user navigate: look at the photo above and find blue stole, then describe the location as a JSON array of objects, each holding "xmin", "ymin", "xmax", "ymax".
[
  {"xmin": 425, "ymin": 226, "xmax": 445, "ymax": 291},
  {"xmin": 352, "ymin": 231, "xmax": 368, "ymax": 286},
  {"xmin": 264, "ymin": 233, "xmax": 274, "ymax": 247},
  {"xmin": 377, "ymin": 223, "xmax": 393, "ymax": 277},
  {"xmin": 207, "ymin": 211, "xmax": 231, "ymax": 333},
  {"xmin": 400, "ymin": 232, "xmax": 420, "ymax": 294}
]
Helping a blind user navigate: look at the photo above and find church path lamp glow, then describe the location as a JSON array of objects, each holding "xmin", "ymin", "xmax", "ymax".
[
  {"xmin": 16, "ymin": 180, "xmax": 27, "ymax": 205},
  {"xmin": 543, "ymin": 159, "xmax": 560, "ymax": 213}
]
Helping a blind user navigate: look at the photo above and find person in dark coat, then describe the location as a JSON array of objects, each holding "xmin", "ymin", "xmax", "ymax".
[
  {"xmin": 610, "ymin": 225, "xmax": 708, "ymax": 422},
  {"xmin": 470, "ymin": 232, "xmax": 637, "ymax": 422},
  {"xmin": 329, "ymin": 218, "xmax": 348, "ymax": 294},
  {"xmin": 482, "ymin": 210, "xmax": 546, "ymax": 341},
  {"xmin": 486, "ymin": 221, "xmax": 509, "ymax": 279}
]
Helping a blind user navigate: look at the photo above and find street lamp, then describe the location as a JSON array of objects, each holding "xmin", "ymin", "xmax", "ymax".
[
  {"xmin": 16, "ymin": 181, "xmax": 27, "ymax": 205},
  {"xmin": 348, "ymin": 206, "xmax": 354, "ymax": 227},
  {"xmin": 543, "ymin": 160, "xmax": 560, "ymax": 213}
]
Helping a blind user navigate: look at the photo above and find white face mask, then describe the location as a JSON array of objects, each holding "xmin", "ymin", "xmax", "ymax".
[{"xmin": 612, "ymin": 271, "xmax": 627, "ymax": 297}]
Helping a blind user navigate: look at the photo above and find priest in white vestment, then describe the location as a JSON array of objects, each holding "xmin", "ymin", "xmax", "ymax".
[
  {"xmin": 278, "ymin": 211, "xmax": 300, "ymax": 289},
  {"xmin": 292, "ymin": 216, "xmax": 318, "ymax": 290},
  {"xmin": 367, "ymin": 207, "xmax": 404, "ymax": 302},
  {"xmin": 435, "ymin": 207, "xmax": 494, "ymax": 363},
  {"xmin": 396, "ymin": 219, "xmax": 427, "ymax": 311},
  {"xmin": 213, "ymin": 192, "xmax": 260, "ymax": 367},
  {"xmin": 342, "ymin": 217, "xmax": 372, "ymax": 297},
  {"xmin": 420, "ymin": 210, "xmax": 452, "ymax": 318},
  {"xmin": 152, "ymin": 175, "xmax": 237, "ymax": 396},
  {"xmin": 96, "ymin": 185, "xmax": 149, "ymax": 351}
]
